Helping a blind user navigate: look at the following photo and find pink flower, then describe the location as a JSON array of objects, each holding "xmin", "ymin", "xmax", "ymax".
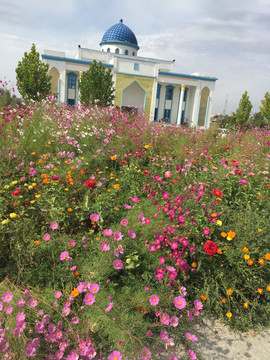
[
  {"xmin": 160, "ymin": 312, "xmax": 170, "ymax": 325},
  {"xmin": 239, "ymin": 179, "xmax": 248, "ymax": 185},
  {"xmin": 131, "ymin": 196, "xmax": 141, "ymax": 202},
  {"xmin": 28, "ymin": 298, "xmax": 37, "ymax": 308},
  {"xmin": 179, "ymin": 286, "xmax": 187, "ymax": 297},
  {"xmin": 70, "ymin": 266, "xmax": 77, "ymax": 271},
  {"xmin": 83, "ymin": 293, "xmax": 95, "ymax": 306},
  {"xmin": 2, "ymin": 291, "xmax": 13, "ymax": 303},
  {"xmin": 54, "ymin": 291, "xmax": 62, "ymax": 298},
  {"xmin": 16, "ymin": 312, "xmax": 26, "ymax": 322},
  {"xmin": 186, "ymin": 332, "xmax": 198, "ymax": 341},
  {"xmin": 163, "ymin": 192, "xmax": 169, "ymax": 199},
  {"xmin": 90, "ymin": 214, "xmax": 99, "ymax": 222},
  {"xmin": 43, "ymin": 233, "xmax": 50, "ymax": 241},
  {"xmin": 146, "ymin": 330, "xmax": 152, "ymax": 336},
  {"xmin": 128, "ymin": 229, "xmax": 136, "ymax": 238},
  {"xmin": 113, "ymin": 259, "xmax": 123, "ymax": 270},
  {"xmin": 4, "ymin": 305, "xmax": 13, "ymax": 314},
  {"xmin": 109, "ymin": 350, "xmax": 122, "ymax": 360},
  {"xmin": 103, "ymin": 229, "xmax": 112, "ymax": 236},
  {"xmin": 174, "ymin": 296, "xmax": 186, "ymax": 310},
  {"xmin": 105, "ymin": 302, "xmax": 114, "ymax": 312},
  {"xmin": 89, "ymin": 284, "xmax": 99, "ymax": 294},
  {"xmin": 50, "ymin": 222, "xmax": 58, "ymax": 230},
  {"xmin": 120, "ymin": 219, "xmax": 128, "ymax": 226},
  {"xmin": 149, "ymin": 295, "xmax": 159, "ymax": 306},
  {"xmin": 62, "ymin": 307, "xmax": 70, "ymax": 316},
  {"xmin": 165, "ymin": 171, "xmax": 172, "ymax": 178},
  {"xmin": 187, "ymin": 349, "xmax": 197, "ymax": 359},
  {"xmin": 100, "ymin": 243, "xmax": 110, "ymax": 251},
  {"xmin": 71, "ymin": 317, "xmax": 79, "ymax": 324},
  {"xmin": 140, "ymin": 348, "xmax": 151, "ymax": 360},
  {"xmin": 170, "ymin": 316, "xmax": 179, "ymax": 327},
  {"xmin": 203, "ymin": 228, "xmax": 210, "ymax": 235},
  {"xmin": 159, "ymin": 257, "xmax": 166, "ymax": 264},
  {"xmin": 145, "ymin": 217, "xmax": 150, "ymax": 225},
  {"xmin": 160, "ymin": 330, "xmax": 168, "ymax": 341},
  {"xmin": 16, "ymin": 299, "xmax": 25, "ymax": 307},
  {"xmin": 113, "ymin": 231, "xmax": 123, "ymax": 241},
  {"xmin": 194, "ymin": 300, "xmax": 203, "ymax": 310},
  {"xmin": 60, "ymin": 251, "xmax": 69, "ymax": 261}
]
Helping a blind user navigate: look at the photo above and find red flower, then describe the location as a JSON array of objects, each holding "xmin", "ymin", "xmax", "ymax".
[
  {"xmin": 51, "ymin": 175, "xmax": 59, "ymax": 180},
  {"xmin": 224, "ymin": 146, "xmax": 230, "ymax": 150},
  {"xmin": 85, "ymin": 180, "xmax": 95, "ymax": 188},
  {"xmin": 211, "ymin": 189, "xmax": 223, "ymax": 197},
  {"xmin": 12, "ymin": 190, "xmax": 21, "ymax": 196},
  {"xmin": 203, "ymin": 241, "xmax": 218, "ymax": 256},
  {"xmin": 119, "ymin": 161, "xmax": 127, "ymax": 166},
  {"xmin": 143, "ymin": 170, "xmax": 150, "ymax": 175}
]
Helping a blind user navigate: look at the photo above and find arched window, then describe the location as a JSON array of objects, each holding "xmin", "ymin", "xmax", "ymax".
[
  {"xmin": 133, "ymin": 52, "xmax": 135, "ymax": 56},
  {"xmin": 115, "ymin": 48, "xmax": 119, "ymax": 54},
  {"xmin": 125, "ymin": 49, "xmax": 128, "ymax": 55},
  {"xmin": 107, "ymin": 48, "xmax": 111, "ymax": 53}
]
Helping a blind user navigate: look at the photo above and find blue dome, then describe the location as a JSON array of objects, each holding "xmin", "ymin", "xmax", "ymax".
[{"xmin": 101, "ymin": 19, "xmax": 138, "ymax": 46}]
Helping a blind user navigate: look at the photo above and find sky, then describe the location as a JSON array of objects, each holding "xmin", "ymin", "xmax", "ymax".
[{"xmin": 0, "ymin": 0, "xmax": 269, "ymax": 114}]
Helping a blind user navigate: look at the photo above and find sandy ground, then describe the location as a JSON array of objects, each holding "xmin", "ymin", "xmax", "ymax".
[{"xmin": 175, "ymin": 319, "xmax": 270, "ymax": 360}]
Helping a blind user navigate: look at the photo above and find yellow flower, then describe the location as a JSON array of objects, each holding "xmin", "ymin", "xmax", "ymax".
[
  {"xmin": 216, "ymin": 220, "xmax": 222, "ymax": 226},
  {"xmin": 244, "ymin": 254, "xmax": 250, "ymax": 260},
  {"xmin": 110, "ymin": 156, "xmax": 117, "ymax": 161},
  {"xmin": 114, "ymin": 184, "xmax": 120, "ymax": 190},
  {"xmin": 226, "ymin": 288, "xmax": 233, "ymax": 296},
  {"xmin": 258, "ymin": 228, "xmax": 262, "ymax": 232},
  {"xmin": 243, "ymin": 302, "xmax": 248, "ymax": 309},
  {"xmin": 30, "ymin": 200, "xmax": 36, "ymax": 204},
  {"xmin": 28, "ymin": 186, "xmax": 33, "ymax": 190},
  {"xmin": 1, "ymin": 219, "xmax": 9, "ymax": 224},
  {"xmin": 226, "ymin": 311, "xmax": 232, "ymax": 318},
  {"xmin": 10, "ymin": 213, "xmax": 17, "ymax": 218},
  {"xmin": 32, "ymin": 183, "xmax": 37, "ymax": 187},
  {"xmin": 257, "ymin": 288, "xmax": 263, "ymax": 294},
  {"xmin": 144, "ymin": 145, "xmax": 150, "ymax": 148},
  {"xmin": 4, "ymin": 185, "xmax": 10, "ymax": 189},
  {"xmin": 221, "ymin": 298, "xmax": 226, "ymax": 303},
  {"xmin": 126, "ymin": 258, "xmax": 131, "ymax": 264}
]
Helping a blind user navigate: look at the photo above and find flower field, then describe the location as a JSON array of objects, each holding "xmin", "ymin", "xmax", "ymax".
[{"xmin": 0, "ymin": 95, "xmax": 269, "ymax": 360}]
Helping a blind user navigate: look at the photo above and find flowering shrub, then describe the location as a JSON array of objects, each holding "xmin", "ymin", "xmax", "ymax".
[{"xmin": 0, "ymin": 88, "xmax": 270, "ymax": 358}]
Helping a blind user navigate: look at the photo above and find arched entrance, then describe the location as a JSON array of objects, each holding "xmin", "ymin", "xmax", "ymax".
[
  {"xmin": 198, "ymin": 86, "xmax": 210, "ymax": 126},
  {"xmin": 48, "ymin": 67, "xmax": 60, "ymax": 97},
  {"xmin": 121, "ymin": 81, "xmax": 146, "ymax": 112}
]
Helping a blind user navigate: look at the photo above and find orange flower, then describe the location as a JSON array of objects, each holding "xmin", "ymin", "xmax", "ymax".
[
  {"xmin": 71, "ymin": 288, "xmax": 79, "ymax": 297},
  {"xmin": 265, "ymin": 253, "xmax": 270, "ymax": 260},
  {"xmin": 110, "ymin": 156, "xmax": 117, "ymax": 161},
  {"xmin": 266, "ymin": 285, "xmax": 270, "ymax": 292},
  {"xmin": 38, "ymin": 159, "xmax": 43, "ymax": 164},
  {"xmin": 114, "ymin": 184, "xmax": 120, "ymax": 190},
  {"xmin": 227, "ymin": 230, "xmax": 236, "ymax": 239},
  {"xmin": 217, "ymin": 248, "xmax": 222, "ymax": 254},
  {"xmin": 74, "ymin": 271, "xmax": 80, "ymax": 276},
  {"xmin": 80, "ymin": 170, "xmax": 84, "ymax": 175},
  {"xmin": 201, "ymin": 294, "xmax": 207, "ymax": 301},
  {"xmin": 191, "ymin": 262, "xmax": 197, "ymax": 268},
  {"xmin": 172, "ymin": 179, "xmax": 178, "ymax": 183},
  {"xmin": 33, "ymin": 240, "xmax": 40, "ymax": 245},
  {"xmin": 226, "ymin": 288, "xmax": 233, "ymax": 296},
  {"xmin": 258, "ymin": 258, "xmax": 265, "ymax": 265},
  {"xmin": 257, "ymin": 288, "xmax": 263, "ymax": 294},
  {"xmin": 41, "ymin": 174, "xmax": 48, "ymax": 179},
  {"xmin": 247, "ymin": 259, "xmax": 254, "ymax": 266},
  {"xmin": 221, "ymin": 232, "xmax": 227, "ymax": 238},
  {"xmin": 221, "ymin": 298, "xmax": 226, "ymax": 303},
  {"xmin": 70, "ymin": 166, "xmax": 75, "ymax": 170},
  {"xmin": 43, "ymin": 178, "xmax": 50, "ymax": 184},
  {"xmin": 243, "ymin": 302, "xmax": 248, "ymax": 309},
  {"xmin": 242, "ymin": 247, "xmax": 249, "ymax": 253},
  {"xmin": 67, "ymin": 208, "xmax": 73, "ymax": 212}
]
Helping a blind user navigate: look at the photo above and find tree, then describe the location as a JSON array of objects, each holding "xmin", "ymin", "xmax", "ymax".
[
  {"xmin": 259, "ymin": 91, "xmax": 270, "ymax": 123},
  {"xmin": 235, "ymin": 91, "xmax": 253, "ymax": 126},
  {"xmin": 15, "ymin": 44, "xmax": 51, "ymax": 102},
  {"xmin": 78, "ymin": 60, "xmax": 115, "ymax": 107}
]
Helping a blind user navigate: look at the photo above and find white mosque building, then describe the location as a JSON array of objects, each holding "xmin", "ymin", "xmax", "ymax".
[{"xmin": 42, "ymin": 19, "xmax": 217, "ymax": 128}]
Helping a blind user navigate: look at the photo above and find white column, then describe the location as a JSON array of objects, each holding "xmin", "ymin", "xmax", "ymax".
[
  {"xmin": 190, "ymin": 87, "xmax": 201, "ymax": 127},
  {"xmin": 176, "ymin": 84, "xmax": 185, "ymax": 125}
]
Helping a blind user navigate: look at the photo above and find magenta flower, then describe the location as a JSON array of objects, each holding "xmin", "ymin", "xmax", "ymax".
[
  {"xmin": 1, "ymin": 291, "xmax": 13, "ymax": 303},
  {"xmin": 159, "ymin": 257, "xmax": 166, "ymax": 264},
  {"xmin": 128, "ymin": 229, "xmax": 136, "ymax": 238},
  {"xmin": 124, "ymin": 204, "xmax": 132, "ymax": 209},
  {"xmin": 70, "ymin": 266, "xmax": 77, "ymax": 271},
  {"xmin": 163, "ymin": 192, "xmax": 169, "ymax": 199},
  {"xmin": 120, "ymin": 219, "xmax": 128, "ymax": 226},
  {"xmin": 160, "ymin": 330, "xmax": 168, "ymax": 341},
  {"xmin": 83, "ymin": 293, "xmax": 95, "ymax": 305},
  {"xmin": 62, "ymin": 307, "xmax": 70, "ymax": 316},
  {"xmin": 43, "ymin": 233, "xmax": 50, "ymax": 241},
  {"xmin": 194, "ymin": 300, "xmax": 203, "ymax": 310},
  {"xmin": 113, "ymin": 259, "xmax": 123, "ymax": 270},
  {"xmin": 149, "ymin": 294, "xmax": 159, "ymax": 306},
  {"xmin": 69, "ymin": 240, "xmax": 76, "ymax": 247},
  {"xmin": 186, "ymin": 332, "xmax": 198, "ymax": 341},
  {"xmin": 239, "ymin": 179, "xmax": 248, "ymax": 185},
  {"xmin": 140, "ymin": 347, "xmax": 151, "ymax": 360},
  {"xmin": 145, "ymin": 217, "xmax": 150, "ymax": 225},
  {"xmin": 203, "ymin": 228, "xmax": 210, "ymax": 235},
  {"xmin": 60, "ymin": 251, "xmax": 69, "ymax": 261},
  {"xmin": 146, "ymin": 330, "xmax": 153, "ymax": 336},
  {"xmin": 89, "ymin": 283, "xmax": 100, "ymax": 294},
  {"xmin": 105, "ymin": 302, "xmax": 114, "ymax": 312},
  {"xmin": 109, "ymin": 350, "xmax": 122, "ymax": 360},
  {"xmin": 131, "ymin": 196, "xmax": 141, "ymax": 202},
  {"xmin": 71, "ymin": 317, "xmax": 79, "ymax": 324},
  {"xmin": 103, "ymin": 228, "xmax": 112, "ymax": 236},
  {"xmin": 100, "ymin": 243, "xmax": 110, "ymax": 251},
  {"xmin": 174, "ymin": 296, "xmax": 186, "ymax": 310},
  {"xmin": 16, "ymin": 299, "xmax": 25, "ymax": 307},
  {"xmin": 16, "ymin": 312, "xmax": 26, "ymax": 322},
  {"xmin": 90, "ymin": 213, "xmax": 99, "ymax": 222},
  {"xmin": 113, "ymin": 230, "xmax": 123, "ymax": 241},
  {"xmin": 50, "ymin": 222, "xmax": 58, "ymax": 230}
]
